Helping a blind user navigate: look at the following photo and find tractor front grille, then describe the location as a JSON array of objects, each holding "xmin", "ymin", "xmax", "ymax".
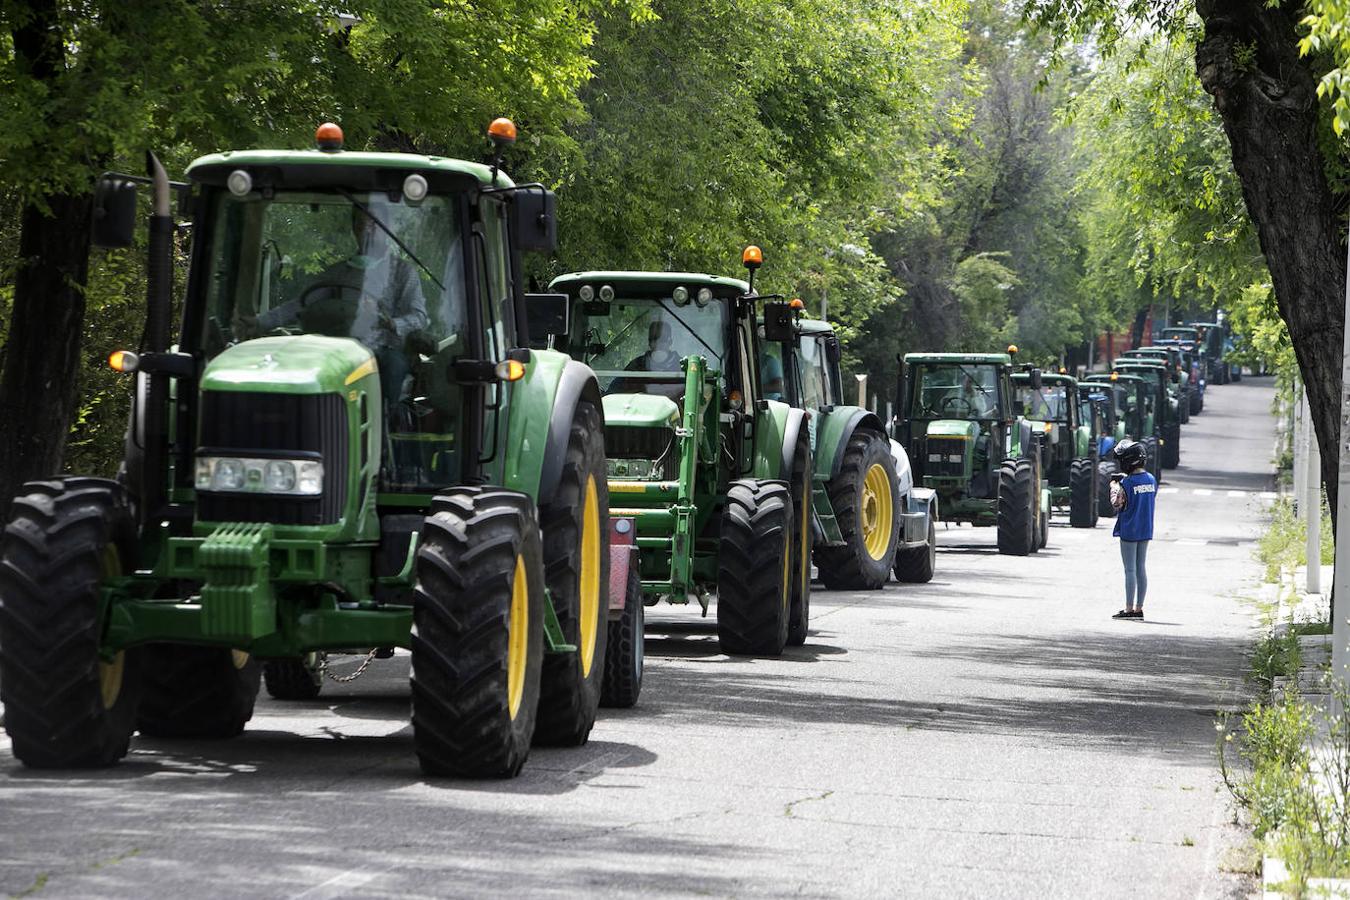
[
  {"xmin": 196, "ymin": 391, "xmax": 349, "ymax": 525},
  {"xmin": 923, "ymin": 436, "xmax": 968, "ymax": 479},
  {"xmin": 605, "ymin": 425, "xmax": 677, "ymax": 481}
]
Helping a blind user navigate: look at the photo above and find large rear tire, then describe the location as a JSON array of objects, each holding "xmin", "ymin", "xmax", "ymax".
[
  {"xmin": 137, "ymin": 645, "xmax": 261, "ymax": 738},
  {"xmin": 996, "ymin": 459, "xmax": 1035, "ymax": 556},
  {"xmin": 600, "ymin": 563, "xmax": 644, "ymax": 709},
  {"xmin": 893, "ymin": 516, "xmax": 936, "ymax": 583},
  {"xmin": 1097, "ymin": 459, "xmax": 1120, "ymax": 519},
  {"xmin": 787, "ymin": 439, "xmax": 813, "ymax": 646},
  {"xmin": 1162, "ymin": 424, "xmax": 1181, "ymax": 469},
  {"xmin": 535, "ymin": 401, "xmax": 609, "ymax": 746},
  {"xmin": 0, "ymin": 478, "xmax": 143, "ymax": 768},
  {"xmin": 717, "ymin": 480, "xmax": 793, "ymax": 656},
  {"xmin": 813, "ymin": 430, "xmax": 898, "ymax": 590},
  {"xmin": 1142, "ymin": 435, "xmax": 1160, "ymax": 479},
  {"xmin": 1069, "ymin": 458, "xmax": 1096, "ymax": 528},
  {"xmin": 411, "ymin": 488, "xmax": 545, "ymax": 778},
  {"xmin": 263, "ymin": 655, "xmax": 324, "ymax": 700}
]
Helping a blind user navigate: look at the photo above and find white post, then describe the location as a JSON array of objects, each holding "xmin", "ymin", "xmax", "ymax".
[
  {"xmin": 1331, "ymin": 216, "xmax": 1350, "ymax": 690},
  {"xmin": 856, "ymin": 374, "xmax": 868, "ymax": 409},
  {"xmin": 1294, "ymin": 384, "xmax": 1306, "ymax": 512},
  {"xmin": 1308, "ymin": 405, "xmax": 1323, "ymax": 596}
]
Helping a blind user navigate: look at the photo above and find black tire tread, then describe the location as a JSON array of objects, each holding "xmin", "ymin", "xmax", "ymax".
[
  {"xmin": 263, "ymin": 657, "xmax": 324, "ymax": 700},
  {"xmin": 893, "ymin": 515, "xmax": 936, "ymax": 583},
  {"xmin": 0, "ymin": 477, "xmax": 142, "ymax": 768},
  {"xmin": 137, "ymin": 645, "xmax": 261, "ymax": 738},
  {"xmin": 996, "ymin": 460, "xmax": 1034, "ymax": 556},
  {"xmin": 600, "ymin": 563, "xmax": 643, "ymax": 708},
  {"xmin": 717, "ymin": 480, "xmax": 793, "ymax": 656},
  {"xmin": 1069, "ymin": 458, "xmax": 1096, "ymax": 528}
]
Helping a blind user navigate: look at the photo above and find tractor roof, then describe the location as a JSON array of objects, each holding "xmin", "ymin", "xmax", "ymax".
[
  {"xmin": 1084, "ymin": 372, "xmax": 1146, "ymax": 384},
  {"xmin": 1013, "ymin": 372, "xmax": 1077, "ymax": 387},
  {"xmin": 187, "ymin": 149, "xmax": 510, "ymax": 188},
  {"xmin": 550, "ymin": 271, "xmax": 750, "ymax": 295},
  {"xmin": 904, "ymin": 352, "xmax": 1011, "ymax": 365}
]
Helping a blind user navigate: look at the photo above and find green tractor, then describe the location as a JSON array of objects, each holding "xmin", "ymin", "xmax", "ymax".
[
  {"xmin": 0, "ymin": 121, "xmax": 622, "ymax": 778},
  {"xmin": 538, "ymin": 249, "xmax": 812, "ymax": 655},
  {"xmin": 1011, "ymin": 372, "xmax": 1099, "ymax": 528},
  {"xmin": 1118, "ymin": 346, "xmax": 1191, "ymax": 424},
  {"xmin": 1190, "ymin": 320, "xmax": 1233, "ymax": 383},
  {"xmin": 1112, "ymin": 358, "xmax": 1181, "ymax": 469},
  {"xmin": 759, "ymin": 316, "xmax": 938, "ymax": 586},
  {"xmin": 1081, "ymin": 372, "xmax": 1160, "ymax": 513},
  {"xmin": 895, "ymin": 350, "xmax": 1050, "ymax": 556}
]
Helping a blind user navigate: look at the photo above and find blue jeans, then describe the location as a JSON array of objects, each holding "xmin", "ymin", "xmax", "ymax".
[{"xmin": 1120, "ymin": 540, "xmax": 1149, "ymax": 609}]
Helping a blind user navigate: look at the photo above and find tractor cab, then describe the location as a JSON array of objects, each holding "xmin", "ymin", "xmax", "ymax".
[
  {"xmin": 1112, "ymin": 359, "xmax": 1179, "ymax": 470},
  {"xmin": 1011, "ymin": 372, "xmax": 1100, "ymax": 528}
]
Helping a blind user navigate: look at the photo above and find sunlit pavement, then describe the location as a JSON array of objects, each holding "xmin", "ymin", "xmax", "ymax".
[{"xmin": 0, "ymin": 379, "xmax": 1275, "ymax": 898}]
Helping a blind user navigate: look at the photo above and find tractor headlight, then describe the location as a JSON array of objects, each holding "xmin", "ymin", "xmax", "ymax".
[{"xmin": 195, "ymin": 456, "xmax": 323, "ymax": 496}]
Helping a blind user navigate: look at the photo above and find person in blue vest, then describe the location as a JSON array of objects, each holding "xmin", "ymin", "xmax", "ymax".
[{"xmin": 1109, "ymin": 439, "xmax": 1157, "ymax": 619}]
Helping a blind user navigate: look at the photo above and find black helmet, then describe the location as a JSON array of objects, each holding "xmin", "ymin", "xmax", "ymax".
[{"xmin": 1114, "ymin": 439, "xmax": 1147, "ymax": 470}]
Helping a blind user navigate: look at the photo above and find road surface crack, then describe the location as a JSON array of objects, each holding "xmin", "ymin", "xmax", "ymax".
[{"xmin": 784, "ymin": 789, "xmax": 834, "ymax": 818}]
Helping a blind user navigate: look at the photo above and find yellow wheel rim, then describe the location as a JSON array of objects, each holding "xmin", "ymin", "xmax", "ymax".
[
  {"xmin": 231, "ymin": 650, "xmax": 250, "ymax": 669},
  {"xmin": 860, "ymin": 463, "xmax": 894, "ymax": 561},
  {"xmin": 507, "ymin": 554, "xmax": 529, "ymax": 720},
  {"xmin": 99, "ymin": 652, "xmax": 125, "ymax": 710},
  {"xmin": 781, "ymin": 526, "xmax": 791, "ymax": 613},
  {"xmin": 98, "ymin": 546, "xmax": 124, "ymax": 709},
  {"xmin": 578, "ymin": 475, "xmax": 601, "ymax": 678}
]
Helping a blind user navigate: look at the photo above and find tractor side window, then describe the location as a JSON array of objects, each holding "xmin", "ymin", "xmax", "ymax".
[
  {"xmin": 758, "ymin": 341, "xmax": 786, "ymax": 402},
  {"xmin": 477, "ymin": 199, "xmax": 511, "ymax": 362},
  {"xmin": 798, "ymin": 337, "xmax": 830, "ymax": 410}
]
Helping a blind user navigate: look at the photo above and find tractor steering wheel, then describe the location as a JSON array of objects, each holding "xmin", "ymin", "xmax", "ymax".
[
  {"xmin": 296, "ymin": 281, "xmax": 362, "ymax": 337},
  {"xmin": 940, "ymin": 395, "xmax": 976, "ymax": 416}
]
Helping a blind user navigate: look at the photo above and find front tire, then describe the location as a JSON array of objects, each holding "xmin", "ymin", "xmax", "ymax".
[
  {"xmin": 1069, "ymin": 458, "xmax": 1096, "ymax": 528},
  {"xmin": 411, "ymin": 488, "xmax": 545, "ymax": 778},
  {"xmin": 996, "ymin": 460, "xmax": 1035, "ymax": 556},
  {"xmin": 263, "ymin": 655, "xmax": 325, "ymax": 700},
  {"xmin": 137, "ymin": 646, "xmax": 261, "ymax": 738},
  {"xmin": 600, "ymin": 563, "xmax": 644, "ymax": 709},
  {"xmin": 1142, "ymin": 436, "xmax": 1160, "ymax": 479},
  {"xmin": 717, "ymin": 480, "xmax": 793, "ymax": 656},
  {"xmin": 1097, "ymin": 459, "xmax": 1120, "ymax": 519},
  {"xmin": 893, "ymin": 515, "xmax": 936, "ymax": 583},
  {"xmin": 813, "ymin": 430, "xmax": 898, "ymax": 590},
  {"xmin": 535, "ymin": 401, "xmax": 609, "ymax": 746},
  {"xmin": 0, "ymin": 478, "xmax": 143, "ymax": 768}
]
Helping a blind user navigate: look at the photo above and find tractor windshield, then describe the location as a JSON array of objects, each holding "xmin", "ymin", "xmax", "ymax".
[
  {"xmin": 582, "ymin": 295, "xmax": 726, "ymax": 397},
  {"xmin": 1015, "ymin": 382, "xmax": 1069, "ymax": 423},
  {"xmin": 910, "ymin": 363, "xmax": 999, "ymax": 420},
  {"xmin": 197, "ymin": 190, "xmax": 468, "ymax": 360}
]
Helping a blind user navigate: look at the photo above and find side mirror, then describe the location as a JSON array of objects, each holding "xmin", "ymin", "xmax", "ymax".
[
  {"xmin": 92, "ymin": 176, "xmax": 138, "ymax": 248},
  {"xmin": 1028, "ymin": 367, "xmax": 1043, "ymax": 391},
  {"xmin": 762, "ymin": 301, "xmax": 795, "ymax": 342},
  {"xmin": 511, "ymin": 188, "xmax": 557, "ymax": 253},
  {"xmin": 524, "ymin": 292, "xmax": 569, "ymax": 348},
  {"xmin": 1012, "ymin": 399, "xmax": 1026, "ymax": 416}
]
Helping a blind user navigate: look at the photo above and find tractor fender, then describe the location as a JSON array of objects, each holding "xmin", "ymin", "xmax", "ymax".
[
  {"xmin": 751, "ymin": 399, "xmax": 795, "ymax": 480},
  {"xmin": 888, "ymin": 437, "xmax": 915, "ymax": 496},
  {"xmin": 823, "ymin": 409, "xmax": 887, "ymax": 480},
  {"xmin": 780, "ymin": 406, "xmax": 809, "ymax": 479},
  {"xmin": 536, "ymin": 356, "xmax": 603, "ymax": 508}
]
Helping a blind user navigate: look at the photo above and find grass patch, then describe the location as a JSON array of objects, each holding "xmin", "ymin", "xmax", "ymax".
[
  {"xmin": 1257, "ymin": 497, "xmax": 1333, "ymax": 584},
  {"xmin": 1291, "ymin": 621, "xmax": 1332, "ymax": 637}
]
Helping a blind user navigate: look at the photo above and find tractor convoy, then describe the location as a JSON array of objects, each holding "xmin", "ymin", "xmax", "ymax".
[{"xmin": 0, "ymin": 121, "xmax": 1231, "ymax": 779}]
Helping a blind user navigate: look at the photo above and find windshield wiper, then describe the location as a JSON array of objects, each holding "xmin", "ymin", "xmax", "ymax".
[
  {"xmin": 589, "ymin": 314, "xmax": 643, "ymax": 365},
  {"xmin": 654, "ymin": 298, "xmax": 721, "ymax": 363},
  {"xmin": 338, "ymin": 189, "xmax": 444, "ymax": 292}
]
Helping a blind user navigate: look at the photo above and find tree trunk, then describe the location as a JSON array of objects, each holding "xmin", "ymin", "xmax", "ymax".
[
  {"xmin": 1195, "ymin": 0, "xmax": 1346, "ymax": 515},
  {"xmin": 0, "ymin": 196, "xmax": 95, "ymax": 506},
  {"xmin": 0, "ymin": 0, "xmax": 93, "ymax": 508}
]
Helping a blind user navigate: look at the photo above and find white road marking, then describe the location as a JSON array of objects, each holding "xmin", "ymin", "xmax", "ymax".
[
  {"xmin": 1176, "ymin": 539, "xmax": 1209, "ymax": 546},
  {"xmin": 1192, "ymin": 489, "xmax": 1213, "ymax": 496},
  {"xmin": 1227, "ymin": 490, "xmax": 1246, "ymax": 497},
  {"xmin": 1159, "ymin": 487, "xmax": 1179, "ymax": 494},
  {"xmin": 290, "ymin": 869, "xmax": 381, "ymax": 899},
  {"xmin": 1260, "ymin": 491, "xmax": 1278, "ymax": 500}
]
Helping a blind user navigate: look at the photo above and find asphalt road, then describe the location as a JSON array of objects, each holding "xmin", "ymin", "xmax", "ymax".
[{"xmin": 0, "ymin": 377, "xmax": 1276, "ymax": 898}]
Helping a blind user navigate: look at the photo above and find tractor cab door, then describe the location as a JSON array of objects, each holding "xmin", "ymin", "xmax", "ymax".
[{"xmin": 797, "ymin": 333, "xmax": 835, "ymax": 453}]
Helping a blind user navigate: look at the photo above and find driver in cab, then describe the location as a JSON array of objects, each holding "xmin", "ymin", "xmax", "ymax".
[
  {"xmin": 620, "ymin": 319, "xmax": 684, "ymax": 400},
  {"xmin": 960, "ymin": 373, "xmax": 995, "ymax": 418},
  {"xmin": 245, "ymin": 204, "xmax": 429, "ymax": 404}
]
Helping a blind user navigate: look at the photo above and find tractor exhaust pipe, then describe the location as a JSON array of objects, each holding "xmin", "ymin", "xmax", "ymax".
[{"xmin": 145, "ymin": 152, "xmax": 172, "ymax": 353}]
